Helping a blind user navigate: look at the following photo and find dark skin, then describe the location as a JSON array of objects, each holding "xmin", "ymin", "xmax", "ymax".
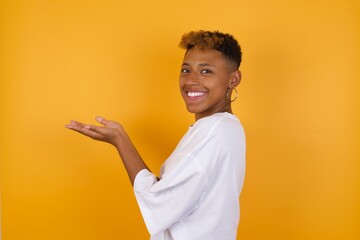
[
  {"xmin": 65, "ymin": 47, "xmax": 241, "ymax": 185},
  {"xmin": 179, "ymin": 46, "xmax": 241, "ymax": 120},
  {"xmin": 66, "ymin": 117, "xmax": 149, "ymax": 185}
]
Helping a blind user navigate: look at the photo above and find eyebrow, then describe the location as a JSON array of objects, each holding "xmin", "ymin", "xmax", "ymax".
[{"xmin": 182, "ymin": 63, "xmax": 214, "ymax": 67}]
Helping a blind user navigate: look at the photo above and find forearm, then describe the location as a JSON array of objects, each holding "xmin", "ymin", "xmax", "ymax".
[{"xmin": 114, "ymin": 128, "xmax": 150, "ymax": 185}]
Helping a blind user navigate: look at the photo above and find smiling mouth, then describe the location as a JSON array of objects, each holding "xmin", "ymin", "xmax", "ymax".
[{"xmin": 187, "ymin": 91, "xmax": 206, "ymax": 97}]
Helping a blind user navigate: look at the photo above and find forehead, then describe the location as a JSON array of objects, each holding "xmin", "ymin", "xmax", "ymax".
[{"xmin": 182, "ymin": 47, "xmax": 227, "ymax": 65}]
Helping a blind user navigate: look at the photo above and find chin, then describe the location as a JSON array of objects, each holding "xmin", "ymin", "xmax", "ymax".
[
  {"xmin": 185, "ymin": 105, "xmax": 197, "ymax": 113},
  {"xmin": 186, "ymin": 108, "xmax": 196, "ymax": 114},
  {"xmin": 186, "ymin": 105, "xmax": 204, "ymax": 115}
]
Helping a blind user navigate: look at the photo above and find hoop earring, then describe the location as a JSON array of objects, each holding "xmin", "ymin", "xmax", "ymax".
[{"xmin": 226, "ymin": 88, "xmax": 238, "ymax": 102}]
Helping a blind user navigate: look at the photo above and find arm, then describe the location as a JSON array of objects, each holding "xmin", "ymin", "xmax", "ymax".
[{"xmin": 65, "ymin": 116, "xmax": 149, "ymax": 185}]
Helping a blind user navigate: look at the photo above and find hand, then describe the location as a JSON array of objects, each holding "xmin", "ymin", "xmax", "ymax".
[
  {"xmin": 66, "ymin": 116, "xmax": 151, "ymax": 184},
  {"xmin": 65, "ymin": 116, "xmax": 123, "ymax": 146}
]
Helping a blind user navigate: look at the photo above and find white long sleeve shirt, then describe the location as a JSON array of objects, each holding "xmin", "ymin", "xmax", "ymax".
[{"xmin": 134, "ymin": 112, "xmax": 246, "ymax": 240}]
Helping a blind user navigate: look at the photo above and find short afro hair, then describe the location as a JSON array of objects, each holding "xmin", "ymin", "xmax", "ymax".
[{"xmin": 179, "ymin": 30, "xmax": 242, "ymax": 70}]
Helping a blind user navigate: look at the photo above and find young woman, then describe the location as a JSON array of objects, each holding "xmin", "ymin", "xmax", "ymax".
[{"xmin": 66, "ymin": 30, "xmax": 246, "ymax": 240}]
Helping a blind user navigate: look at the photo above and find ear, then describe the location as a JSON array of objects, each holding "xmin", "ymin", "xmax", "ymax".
[{"xmin": 228, "ymin": 70, "xmax": 242, "ymax": 88}]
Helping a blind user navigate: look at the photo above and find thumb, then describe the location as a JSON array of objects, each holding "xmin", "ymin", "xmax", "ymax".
[{"xmin": 95, "ymin": 116, "xmax": 108, "ymax": 125}]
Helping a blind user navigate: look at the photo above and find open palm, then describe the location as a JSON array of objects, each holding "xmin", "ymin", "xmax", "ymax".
[{"xmin": 65, "ymin": 116, "xmax": 122, "ymax": 146}]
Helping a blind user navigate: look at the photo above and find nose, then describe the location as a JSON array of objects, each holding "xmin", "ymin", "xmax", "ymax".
[{"xmin": 184, "ymin": 72, "xmax": 201, "ymax": 86}]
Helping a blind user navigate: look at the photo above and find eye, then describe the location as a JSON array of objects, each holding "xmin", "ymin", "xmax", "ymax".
[
  {"xmin": 201, "ymin": 69, "xmax": 212, "ymax": 74},
  {"xmin": 181, "ymin": 68, "xmax": 190, "ymax": 73}
]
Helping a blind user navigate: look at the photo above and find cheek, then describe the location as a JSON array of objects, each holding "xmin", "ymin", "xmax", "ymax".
[
  {"xmin": 179, "ymin": 76, "xmax": 185, "ymax": 87},
  {"xmin": 207, "ymin": 78, "xmax": 229, "ymax": 92}
]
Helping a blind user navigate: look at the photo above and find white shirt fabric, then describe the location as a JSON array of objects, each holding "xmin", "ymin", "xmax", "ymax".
[{"xmin": 133, "ymin": 112, "xmax": 246, "ymax": 240}]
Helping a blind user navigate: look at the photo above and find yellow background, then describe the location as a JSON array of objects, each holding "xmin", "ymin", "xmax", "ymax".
[{"xmin": 1, "ymin": 0, "xmax": 359, "ymax": 239}]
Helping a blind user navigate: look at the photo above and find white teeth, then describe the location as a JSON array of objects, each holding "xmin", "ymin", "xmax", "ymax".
[{"xmin": 187, "ymin": 92, "xmax": 205, "ymax": 97}]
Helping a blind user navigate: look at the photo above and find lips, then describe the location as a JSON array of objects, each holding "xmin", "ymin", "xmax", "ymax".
[
  {"xmin": 184, "ymin": 90, "xmax": 207, "ymax": 103},
  {"xmin": 187, "ymin": 91, "xmax": 205, "ymax": 97}
]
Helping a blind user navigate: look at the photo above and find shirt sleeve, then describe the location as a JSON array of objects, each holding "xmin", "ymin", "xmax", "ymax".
[{"xmin": 133, "ymin": 156, "xmax": 207, "ymax": 236}]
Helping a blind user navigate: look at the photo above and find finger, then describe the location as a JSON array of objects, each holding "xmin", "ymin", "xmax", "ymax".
[
  {"xmin": 86, "ymin": 124, "xmax": 108, "ymax": 135},
  {"xmin": 95, "ymin": 116, "xmax": 108, "ymax": 125},
  {"xmin": 65, "ymin": 122, "xmax": 86, "ymax": 131},
  {"xmin": 65, "ymin": 119, "xmax": 90, "ymax": 130},
  {"xmin": 67, "ymin": 120, "xmax": 86, "ymax": 128},
  {"xmin": 67, "ymin": 124, "xmax": 104, "ymax": 140},
  {"xmin": 65, "ymin": 122, "xmax": 77, "ymax": 129}
]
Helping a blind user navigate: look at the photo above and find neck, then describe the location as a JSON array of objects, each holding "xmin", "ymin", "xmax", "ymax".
[{"xmin": 195, "ymin": 102, "xmax": 232, "ymax": 121}]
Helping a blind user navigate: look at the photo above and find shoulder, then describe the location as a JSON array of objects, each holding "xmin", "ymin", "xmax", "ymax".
[
  {"xmin": 192, "ymin": 113, "xmax": 245, "ymax": 139},
  {"xmin": 189, "ymin": 114, "xmax": 246, "ymax": 180}
]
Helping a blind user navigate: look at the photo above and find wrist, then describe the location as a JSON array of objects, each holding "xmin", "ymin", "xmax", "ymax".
[{"xmin": 112, "ymin": 127, "xmax": 126, "ymax": 149}]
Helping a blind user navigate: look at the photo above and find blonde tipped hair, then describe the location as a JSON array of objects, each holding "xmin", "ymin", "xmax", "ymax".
[{"xmin": 179, "ymin": 30, "xmax": 242, "ymax": 70}]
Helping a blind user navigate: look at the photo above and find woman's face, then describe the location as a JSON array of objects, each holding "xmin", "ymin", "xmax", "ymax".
[{"xmin": 179, "ymin": 46, "xmax": 238, "ymax": 120}]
